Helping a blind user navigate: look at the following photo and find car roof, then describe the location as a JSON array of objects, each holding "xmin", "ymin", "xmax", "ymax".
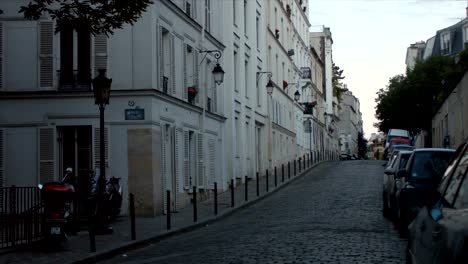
[
  {"xmin": 398, "ymin": 150, "xmax": 413, "ymax": 155},
  {"xmin": 413, "ymin": 148, "xmax": 455, "ymax": 152}
]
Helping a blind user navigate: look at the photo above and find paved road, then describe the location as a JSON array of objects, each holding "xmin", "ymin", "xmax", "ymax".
[{"xmin": 102, "ymin": 161, "xmax": 406, "ymax": 263}]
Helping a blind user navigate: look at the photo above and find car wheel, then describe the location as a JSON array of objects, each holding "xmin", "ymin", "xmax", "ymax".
[{"xmin": 383, "ymin": 192, "xmax": 390, "ymax": 218}]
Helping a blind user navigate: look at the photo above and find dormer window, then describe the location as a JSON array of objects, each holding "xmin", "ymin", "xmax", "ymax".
[{"xmin": 441, "ymin": 32, "xmax": 451, "ymax": 55}]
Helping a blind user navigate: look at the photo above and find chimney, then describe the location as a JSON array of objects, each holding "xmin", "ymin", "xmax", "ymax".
[{"xmin": 466, "ymin": 7, "xmax": 468, "ymax": 18}]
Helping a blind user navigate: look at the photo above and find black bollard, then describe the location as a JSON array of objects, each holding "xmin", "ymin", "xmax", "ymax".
[
  {"xmin": 299, "ymin": 158, "xmax": 302, "ymax": 173},
  {"xmin": 129, "ymin": 193, "xmax": 136, "ymax": 240},
  {"xmin": 266, "ymin": 169, "xmax": 269, "ymax": 192},
  {"xmin": 245, "ymin": 176, "xmax": 248, "ymax": 201},
  {"xmin": 230, "ymin": 179, "xmax": 235, "ymax": 207},
  {"xmin": 294, "ymin": 159, "xmax": 296, "ymax": 176},
  {"xmin": 303, "ymin": 154, "xmax": 306, "ymax": 169},
  {"xmin": 288, "ymin": 161, "xmax": 291, "ymax": 179},
  {"xmin": 256, "ymin": 172, "xmax": 260, "ymax": 197},
  {"xmin": 214, "ymin": 182, "xmax": 218, "ymax": 215},
  {"xmin": 281, "ymin": 164, "xmax": 285, "ymax": 182},
  {"xmin": 274, "ymin": 166, "xmax": 277, "ymax": 187},
  {"xmin": 193, "ymin": 186, "xmax": 197, "ymax": 222},
  {"xmin": 166, "ymin": 190, "xmax": 171, "ymax": 230},
  {"xmin": 89, "ymin": 214, "xmax": 96, "ymax": 252}
]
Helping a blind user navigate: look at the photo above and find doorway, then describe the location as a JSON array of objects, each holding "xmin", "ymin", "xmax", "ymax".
[{"xmin": 57, "ymin": 126, "xmax": 92, "ymax": 195}]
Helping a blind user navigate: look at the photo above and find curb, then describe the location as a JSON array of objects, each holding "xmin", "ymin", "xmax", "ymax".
[{"xmin": 73, "ymin": 161, "xmax": 330, "ymax": 263}]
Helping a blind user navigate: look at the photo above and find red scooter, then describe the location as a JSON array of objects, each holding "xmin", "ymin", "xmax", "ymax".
[{"xmin": 39, "ymin": 180, "xmax": 75, "ymax": 249}]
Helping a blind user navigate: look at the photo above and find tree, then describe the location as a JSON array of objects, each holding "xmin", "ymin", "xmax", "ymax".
[
  {"xmin": 332, "ymin": 63, "xmax": 348, "ymax": 101},
  {"xmin": 357, "ymin": 132, "xmax": 368, "ymax": 159},
  {"xmin": 20, "ymin": 0, "xmax": 153, "ymax": 35},
  {"xmin": 374, "ymin": 51, "xmax": 466, "ymax": 146}
]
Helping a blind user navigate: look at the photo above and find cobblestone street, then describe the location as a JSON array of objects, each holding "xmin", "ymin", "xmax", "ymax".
[{"xmin": 102, "ymin": 161, "xmax": 406, "ymax": 264}]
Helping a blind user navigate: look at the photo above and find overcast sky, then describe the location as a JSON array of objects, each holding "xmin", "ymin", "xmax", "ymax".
[{"xmin": 308, "ymin": 0, "xmax": 467, "ymax": 137}]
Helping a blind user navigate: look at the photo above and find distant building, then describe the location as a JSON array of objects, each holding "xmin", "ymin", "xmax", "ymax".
[
  {"xmin": 337, "ymin": 91, "xmax": 363, "ymax": 157},
  {"xmin": 405, "ymin": 41, "xmax": 426, "ymax": 70}
]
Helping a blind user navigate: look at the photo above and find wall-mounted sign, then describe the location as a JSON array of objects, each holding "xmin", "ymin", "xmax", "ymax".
[
  {"xmin": 301, "ymin": 67, "xmax": 311, "ymax": 79},
  {"xmin": 125, "ymin": 108, "xmax": 145, "ymax": 120}
]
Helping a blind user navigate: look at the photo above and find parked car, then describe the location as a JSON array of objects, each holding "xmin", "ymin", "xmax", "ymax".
[
  {"xmin": 385, "ymin": 128, "xmax": 411, "ymax": 149},
  {"xmin": 395, "ymin": 148, "xmax": 455, "ymax": 234},
  {"xmin": 407, "ymin": 140, "xmax": 468, "ymax": 263},
  {"xmin": 382, "ymin": 150, "xmax": 413, "ymax": 218}
]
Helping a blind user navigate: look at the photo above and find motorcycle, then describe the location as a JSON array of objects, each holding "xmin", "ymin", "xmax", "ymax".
[{"xmin": 39, "ymin": 176, "xmax": 75, "ymax": 249}]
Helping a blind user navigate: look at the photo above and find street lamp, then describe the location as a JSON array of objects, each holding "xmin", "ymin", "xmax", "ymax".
[
  {"xmin": 92, "ymin": 69, "xmax": 112, "ymax": 233},
  {"xmin": 200, "ymin": 50, "xmax": 225, "ymax": 85},
  {"xmin": 257, "ymin": 71, "xmax": 274, "ymax": 96}
]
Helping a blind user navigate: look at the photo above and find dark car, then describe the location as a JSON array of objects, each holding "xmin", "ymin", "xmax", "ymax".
[
  {"xmin": 395, "ymin": 148, "xmax": 455, "ymax": 233},
  {"xmin": 382, "ymin": 150, "xmax": 413, "ymax": 218},
  {"xmin": 407, "ymin": 140, "xmax": 468, "ymax": 263}
]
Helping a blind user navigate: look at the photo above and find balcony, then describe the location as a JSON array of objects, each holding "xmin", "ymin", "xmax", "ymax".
[{"xmin": 57, "ymin": 70, "xmax": 91, "ymax": 91}]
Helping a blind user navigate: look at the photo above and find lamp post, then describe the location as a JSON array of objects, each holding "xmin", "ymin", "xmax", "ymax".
[
  {"xmin": 199, "ymin": 50, "xmax": 225, "ymax": 85},
  {"xmin": 92, "ymin": 69, "xmax": 112, "ymax": 233}
]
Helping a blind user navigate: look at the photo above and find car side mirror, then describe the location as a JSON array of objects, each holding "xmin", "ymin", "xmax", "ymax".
[
  {"xmin": 382, "ymin": 163, "xmax": 387, "ymax": 167},
  {"xmin": 396, "ymin": 169, "xmax": 407, "ymax": 179}
]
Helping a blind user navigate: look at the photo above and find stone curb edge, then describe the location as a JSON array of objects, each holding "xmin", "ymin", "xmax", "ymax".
[{"xmin": 72, "ymin": 161, "xmax": 330, "ymax": 264}]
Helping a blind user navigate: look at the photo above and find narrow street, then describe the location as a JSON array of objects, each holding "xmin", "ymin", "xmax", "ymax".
[{"xmin": 102, "ymin": 161, "xmax": 406, "ymax": 264}]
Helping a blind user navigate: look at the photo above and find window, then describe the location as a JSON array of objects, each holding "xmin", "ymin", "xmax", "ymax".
[
  {"xmin": 234, "ymin": 51, "xmax": 238, "ymax": 92},
  {"xmin": 464, "ymin": 26, "xmax": 468, "ymax": 44},
  {"xmin": 257, "ymin": 66, "xmax": 261, "ymax": 106},
  {"xmin": 162, "ymin": 28, "xmax": 172, "ymax": 94},
  {"xmin": 185, "ymin": 0, "xmax": 192, "ymax": 17},
  {"xmin": 205, "ymin": 0, "xmax": 211, "ymax": 32},
  {"xmin": 235, "ymin": 117, "xmax": 240, "ymax": 157},
  {"xmin": 233, "ymin": 0, "xmax": 237, "ymax": 26},
  {"xmin": 441, "ymin": 32, "xmax": 451, "ymax": 54},
  {"xmin": 245, "ymin": 60, "xmax": 249, "ymax": 98},
  {"xmin": 244, "ymin": 0, "xmax": 248, "ymax": 36},
  {"xmin": 60, "ymin": 25, "xmax": 92, "ymax": 90},
  {"xmin": 256, "ymin": 16, "xmax": 260, "ymax": 49}
]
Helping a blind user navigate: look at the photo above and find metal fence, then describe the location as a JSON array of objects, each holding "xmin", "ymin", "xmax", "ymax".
[{"xmin": 0, "ymin": 186, "xmax": 43, "ymax": 249}]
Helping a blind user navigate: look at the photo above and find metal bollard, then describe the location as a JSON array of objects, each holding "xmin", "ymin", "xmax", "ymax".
[
  {"xmin": 166, "ymin": 190, "xmax": 171, "ymax": 230},
  {"xmin": 230, "ymin": 179, "xmax": 235, "ymax": 207},
  {"xmin": 214, "ymin": 182, "xmax": 218, "ymax": 215},
  {"xmin": 274, "ymin": 166, "xmax": 277, "ymax": 187},
  {"xmin": 303, "ymin": 154, "xmax": 306, "ymax": 169},
  {"xmin": 256, "ymin": 172, "xmax": 260, "ymax": 197},
  {"xmin": 299, "ymin": 158, "xmax": 301, "ymax": 173},
  {"xmin": 89, "ymin": 213, "xmax": 96, "ymax": 252},
  {"xmin": 281, "ymin": 164, "xmax": 285, "ymax": 182},
  {"xmin": 288, "ymin": 161, "xmax": 291, "ymax": 179},
  {"xmin": 245, "ymin": 176, "xmax": 248, "ymax": 201},
  {"xmin": 129, "ymin": 193, "xmax": 136, "ymax": 240},
  {"xmin": 266, "ymin": 169, "xmax": 269, "ymax": 192},
  {"xmin": 294, "ymin": 160, "xmax": 296, "ymax": 176},
  {"xmin": 193, "ymin": 186, "xmax": 197, "ymax": 222}
]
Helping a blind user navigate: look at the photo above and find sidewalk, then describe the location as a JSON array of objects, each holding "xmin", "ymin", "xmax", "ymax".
[{"xmin": 1, "ymin": 159, "xmax": 330, "ymax": 264}]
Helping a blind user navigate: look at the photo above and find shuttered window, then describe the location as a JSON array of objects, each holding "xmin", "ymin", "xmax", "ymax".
[
  {"xmin": 196, "ymin": 133, "xmax": 204, "ymax": 188},
  {"xmin": 39, "ymin": 21, "xmax": 54, "ymax": 89},
  {"xmin": 183, "ymin": 44, "xmax": 188, "ymax": 100},
  {"xmin": 94, "ymin": 127, "xmax": 109, "ymax": 169},
  {"xmin": 0, "ymin": 129, "xmax": 4, "ymax": 188},
  {"xmin": 170, "ymin": 35, "xmax": 175, "ymax": 96},
  {"xmin": 207, "ymin": 138, "xmax": 216, "ymax": 189},
  {"xmin": 94, "ymin": 34, "xmax": 107, "ymax": 77},
  {"xmin": 183, "ymin": 130, "xmax": 190, "ymax": 189},
  {"xmin": 39, "ymin": 127, "xmax": 56, "ymax": 183},
  {"xmin": 174, "ymin": 127, "xmax": 183, "ymax": 208},
  {"xmin": 0, "ymin": 22, "xmax": 3, "ymax": 90},
  {"xmin": 161, "ymin": 125, "xmax": 168, "ymax": 214}
]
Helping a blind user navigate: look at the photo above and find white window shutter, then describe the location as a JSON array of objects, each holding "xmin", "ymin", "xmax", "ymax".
[
  {"xmin": 183, "ymin": 130, "xmax": 190, "ymax": 189},
  {"xmin": 213, "ymin": 83, "xmax": 217, "ymax": 112},
  {"xmin": 194, "ymin": 49, "xmax": 199, "ymax": 105},
  {"xmin": 94, "ymin": 34, "xmax": 108, "ymax": 76},
  {"xmin": 196, "ymin": 133, "xmax": 204, "ymax": 188},
  {"xmin": 170, "ymin": 35, "xmax": 176, "ymax": 95},
  {"xmin": 94, "ymin": 127, "xmax": 109, "ymax": 170},
  {"xmin": 207, "ymin": 138, "xmax": 215, "ymax": 189},
  {"xmin": 38, "ymin": 127, "xmax": 56, "ymax": 183},
  {"xmin": 174, "ymin": 127, "xmax": 182, "ymax": 209},
  {"xmin": 158, "ymin": 26, "xmax": 163, "ymax": 91},
  {"xmin": 0, "ymin": 22, "xmax": 3, "ymax": 90},
  {"xmin": 183, "ymin": 44, "xmax": 188, "ymax": 100},
  {"xmin": 0, "ymin": 129, "xmax": 4, "ymax": 188},
  {"xmin": 39, "ymin": 21, "xmax": 54, "ymax": 89},
  {"xmin": 161, "ymin": 125, "xmax": 168, "ymax": 214}
]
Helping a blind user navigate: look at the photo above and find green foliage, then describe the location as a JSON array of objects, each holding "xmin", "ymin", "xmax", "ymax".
[
  {"xmin": 374, "ymin": 51, "xmax": 467, "ymax": 136},
  {"xmin": 19, "ymin": 0, "xmax": 153, "ymax": 35},
  {"xmin": 357, "ymin": 132, "xmax": 368, "ymax": 159},
  {"xmin": 332, "ymin": 63, "xmax": 348, "ymax": 101}
]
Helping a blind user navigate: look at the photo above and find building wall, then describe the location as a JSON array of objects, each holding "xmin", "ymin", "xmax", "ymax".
[{"xmin": 432, "ymin": 71, "xmax": 468, "ymax": 149}]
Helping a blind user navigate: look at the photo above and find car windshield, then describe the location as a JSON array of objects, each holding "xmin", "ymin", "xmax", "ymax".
[
  {"xmin": 398, "ymin": 153, "xmax": 411, "ymax": 170},
  {"xmin": 409, "ymin": 151, "xmax": 454, "ymax": 180},
  {"xmin": 393, "ymin": 145, "xmax": 415, "ymax": 151}
]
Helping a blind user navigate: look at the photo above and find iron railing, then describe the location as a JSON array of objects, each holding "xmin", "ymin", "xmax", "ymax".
[{"xmin": 0, "ymin": 186, "xmax": 43, "ymax": 249}]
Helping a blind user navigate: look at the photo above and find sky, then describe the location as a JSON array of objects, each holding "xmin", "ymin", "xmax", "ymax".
[{"xmin": 308, "ymin": 0, "xmax": 468, "ymax": 138}]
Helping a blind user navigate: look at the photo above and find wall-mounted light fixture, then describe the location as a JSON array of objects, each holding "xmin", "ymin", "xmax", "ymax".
[
  {"xmin": 200, "ymin": 50, "xmax": 225, "ymax": 85},
  {"xmin": 257, "ymin": 71, "xmax": 274, "ymax": 96}
]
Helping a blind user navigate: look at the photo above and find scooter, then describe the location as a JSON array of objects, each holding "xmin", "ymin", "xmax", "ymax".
[{"xmin": 39, "ymin": 172, "xmax": 75, "ymax": 249}]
